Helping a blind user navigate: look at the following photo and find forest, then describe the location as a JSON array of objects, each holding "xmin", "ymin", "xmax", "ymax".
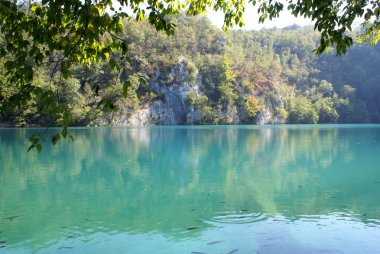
[{"xmin": 1, "ymin": 14, "xmax": 380, "ymax": 126}]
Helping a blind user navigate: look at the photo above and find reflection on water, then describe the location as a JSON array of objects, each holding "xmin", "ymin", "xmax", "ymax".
[{"xmin": 1, "ymin": 125, "xmax": 380, "ymax": 253}]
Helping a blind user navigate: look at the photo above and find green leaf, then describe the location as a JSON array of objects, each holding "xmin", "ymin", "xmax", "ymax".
[
  {"xmin": 138, "ymin": 77, "xmax": 147, "ymax": 86},
  {"xmin": 123, "ymin": 80, "xmax": 131, "ymax": 98},
  {"xmin": 68, "ymin": 134, "xmax": 76, "ymax": 143},
  {"xmin": 27, "ymin": 144, "xmax": 35, "ymax": 152},
  {"xmin": 35, "ymin": 144, "xmax": 42, "ymax": 153},
  {"xmin": 109, "ymin": 58, "xmax": 117, "ymax": 70},
  {"xmin": 62, "ymin": 127, "xmax": 68, "ymax": 138},
  {"xmin": 121, "ymin": 41, "xmax": 128, "ymax": 55},
  {"xmin": 52, "ymin": 132, "xmax": 61, "ymax": 145},
  {"xmin": 30, "ymin": 5, "xmax": 38, "ymax": 12}
]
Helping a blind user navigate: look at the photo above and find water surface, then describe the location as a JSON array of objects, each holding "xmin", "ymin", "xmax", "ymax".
[{"xmin": 1, "ymin": 125, "xmax": 380, "ymax": 253}]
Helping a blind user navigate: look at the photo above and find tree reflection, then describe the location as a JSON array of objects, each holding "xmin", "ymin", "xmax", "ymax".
[{"xmin": 1, "ymin": 126, "xmax": 380, "ymax": 250}]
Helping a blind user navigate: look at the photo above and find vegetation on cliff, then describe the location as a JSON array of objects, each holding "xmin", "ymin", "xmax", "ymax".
[{"xmin": 1, "ymin": 15, "xmax": 380, "ymax": 127}]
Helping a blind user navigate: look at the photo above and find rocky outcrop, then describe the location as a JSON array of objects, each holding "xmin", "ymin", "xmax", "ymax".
[
  {"xmin": 256, "ymin": 109, "xmax": 272, "ymax": 125},
  {"xmin": 102, "ymin": 57, "xmax": 287, "ymax": 126},
  {"xmin": 256, "ymin": 100, "xmax": 287, "ymax": 125},
  {"xmin": 127, "ymin": 57, "xmax": 199, "ymax": 126}
]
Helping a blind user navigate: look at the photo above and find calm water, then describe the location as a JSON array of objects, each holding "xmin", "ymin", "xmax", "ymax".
[{"xmin": 1, "ymin": 125, "xmax": 380, "ymax": 253}]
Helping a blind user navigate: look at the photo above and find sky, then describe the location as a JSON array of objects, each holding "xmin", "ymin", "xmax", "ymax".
[
  {"xmin": 109, "ymin": 0, "xmax": 314, "ymax": 30},
  {"xmin": 110, "ymin": 0, "xmax": 368, "ymax": 31},
  {"xmin": 207, "ymin": 4, "xmax": 314, "ymax": 30}
]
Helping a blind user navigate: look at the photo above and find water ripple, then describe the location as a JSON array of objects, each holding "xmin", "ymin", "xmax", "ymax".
[{"xmin": 208, "ymin": 211, "xmax": 268, "ymax": 224}]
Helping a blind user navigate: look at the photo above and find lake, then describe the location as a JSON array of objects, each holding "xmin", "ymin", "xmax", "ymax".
[{"xmin": 1, "ymin": 125, "xmax": 380, "ymax": 253}]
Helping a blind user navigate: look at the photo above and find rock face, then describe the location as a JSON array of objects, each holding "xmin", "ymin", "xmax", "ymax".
[
  {"xmin": 128, "ymin": 59, "xmax": 196, "ymax": 126},
  {"xmin": 105, "ymin": 57, "xmax": 286, "ymax": 126},
  {"xmin": 128, "ymin": 108, "xmax": 151, "ymax": 126},
  {"xmin": 256, "ymin": 99, "xmax": 287, "ymax": 125},
  {"xmin": 127, "ymin": 58, "xmax": 202, "ymax": 126},
  {"xmin": 256, "ymin": 109, "xmax": 272, "ymax": 125},
  {"xmin": 145, "ymin": 83, "xmax": 189, "ymax": 125}
]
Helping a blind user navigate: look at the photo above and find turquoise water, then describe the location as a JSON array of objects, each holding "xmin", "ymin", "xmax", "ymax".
[{"xmin": 1, "ymin": 125, "xmax": 380, "ymax": 253}]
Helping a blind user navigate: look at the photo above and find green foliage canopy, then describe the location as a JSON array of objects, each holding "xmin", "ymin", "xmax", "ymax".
[{"xmin": 0, "ymin": 0, "xmax": 379, "ymax": 88}]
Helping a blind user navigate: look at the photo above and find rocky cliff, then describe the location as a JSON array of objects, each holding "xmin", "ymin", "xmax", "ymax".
[{"xmin": 100, "ymin": 57, "xmax": 286, "ymax": 126}]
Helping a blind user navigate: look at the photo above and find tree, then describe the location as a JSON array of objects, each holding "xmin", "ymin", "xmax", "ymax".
[
  {"xmin": 1, "ymin": 0, "xmax": 378, "ymax": 87},
  {"xmin": 288, "ymin": 96, "xmax": 319, "ymax": 124},
  {"xmin": 0, "ymin": 0, "xmax": 379, "ymax": 150}
]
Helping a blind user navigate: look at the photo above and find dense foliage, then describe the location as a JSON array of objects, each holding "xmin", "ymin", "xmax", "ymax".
[
  {"xmin": 0, "ymin": 0, "xmax": 379, "ymax": 125},
  {"xmin": 1, "ymin": 15, "xmax": 379, "ymax": 128}
]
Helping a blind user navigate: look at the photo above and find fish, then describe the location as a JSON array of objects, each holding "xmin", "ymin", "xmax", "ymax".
[
  {"xmin": 363, "ymin": 213, "xmax": 368, "ymax": 216},
  {"xmin": 5, "ymin": 215, "xmax": 20, "ymax": 221},
  {"xmin": 187, "ymin": 227, "xmax": 198, "ymax": 231},
  {"xmin": 207, "ymin": 240, "xmax": 224, "ymax": 245},
  {"xmin": 266, "ymin": 236, "xmax": 279, "ymax": 241},
  {"xmin": 240, "ymin": 209, "xmax": 248, "ymax": 212},
  {"xmin": 58, "ymin": 246, "xmax": 73, "ymax": 249},
  {"xmin": 66, "ymin": 235, "xmax": 75, "ymax": 239},
  {"xmin": 0, "ymin": 241, "xmax": 6, "ymax": 244},
  {"xmin": 259, "ymin": 244, "xmax": 275, "ymax": 248},
  {"xmin": 373, "ymin": 181, "xmax": 380, "ymax": 184},
  {"xmin": 226, "ymin": 248, "xmax": 239, "ymax": 254},
  {"xmin": 0, "ymin": 246, "xmax": 6, "ymax": 248},
  {"xmin": 191, "ymin": 252, "xmax": 206, "ymax": 254}
]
